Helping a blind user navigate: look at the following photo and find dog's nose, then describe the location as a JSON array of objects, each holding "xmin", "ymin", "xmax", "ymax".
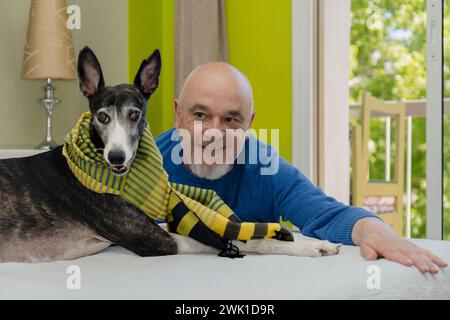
[{"xmin": 108, "ymin": 150, "xmax": 126, "ymax": 165}]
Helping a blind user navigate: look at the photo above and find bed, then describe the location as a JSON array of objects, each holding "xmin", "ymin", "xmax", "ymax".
[{"xmin": 1, "ymin": 233, "xmax": 449, "ymax": 300}]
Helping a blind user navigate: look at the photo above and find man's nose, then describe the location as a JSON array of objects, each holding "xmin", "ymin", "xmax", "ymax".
[
  {"xmin": 203, "ymin": 123, "xmax": 226, "ymax": 139},
  {"xmin": 203, "ymin": 117, "xmax": 226, "ymax": 131}
]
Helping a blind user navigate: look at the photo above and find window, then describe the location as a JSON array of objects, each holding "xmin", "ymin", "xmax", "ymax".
[{"xmin": 349, "ymin": 0, "xmax": 447, "ymax": 239}]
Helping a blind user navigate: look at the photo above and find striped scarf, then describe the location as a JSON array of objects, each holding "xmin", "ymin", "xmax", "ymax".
[{"xmin": 62, "ymin": 112, "xmax": 293, "ymax": 257}]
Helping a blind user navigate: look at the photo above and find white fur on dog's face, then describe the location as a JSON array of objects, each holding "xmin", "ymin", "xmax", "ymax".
[
  {"xmin": 78, "ymin": 47, "xmax": 161, "ymax": 177},
  {"xmin": 102, "ymin": 108, "xmax": 133, "ymax": 170},
  {"xmin": 93, "ymin": 105, "xmax": 143, "ymax": 175}
]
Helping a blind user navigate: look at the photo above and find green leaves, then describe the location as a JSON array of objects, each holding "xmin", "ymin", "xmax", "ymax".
[{"xmin": 350, "ymin": 0, "xmax": 450, "ymax": 239}]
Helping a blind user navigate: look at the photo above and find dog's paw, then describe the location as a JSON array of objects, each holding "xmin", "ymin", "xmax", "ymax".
[
  {"xmin": 313, "ymin": 240, "xmax": 341, "ymax": 257},
  {"xmin": 234, "ymin": 238, "xmax": 342, "ymax": 257},
  {"xmin": 317, "ymin": 240, "xmax": 342, "ymax": 256},
  {"xmin": 272, "ymin": 240, "xmax": 341, "ymax": 257}
]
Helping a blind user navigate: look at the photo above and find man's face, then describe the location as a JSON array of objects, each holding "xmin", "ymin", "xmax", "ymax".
[{"xmin": 174, "ymin": 66, "xmax": 254, "ymax": 179}]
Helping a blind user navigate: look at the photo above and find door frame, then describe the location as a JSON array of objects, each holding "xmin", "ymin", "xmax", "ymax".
[
  {"xmin": 426, "ymin": 0, "xmax": 444, "ymax": 240},
  {"xmin": 292, "ymin": 0, "xmax": 351, "ymax": 204}
]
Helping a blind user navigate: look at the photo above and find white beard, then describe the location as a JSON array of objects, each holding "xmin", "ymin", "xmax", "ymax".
[{"xmin": 187, "ymin": 163, "xmax": 234, "ymax": 180}]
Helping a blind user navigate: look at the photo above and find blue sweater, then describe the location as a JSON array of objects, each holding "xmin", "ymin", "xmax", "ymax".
[{"xmin": 155, "ymin": 128, "xmax": 378, "ymax": 245}]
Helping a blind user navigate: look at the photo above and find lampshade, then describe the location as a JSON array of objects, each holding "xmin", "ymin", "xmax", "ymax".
[{"xmin": 21, "ymin": 0, "xmax": 76, "ymax": 80}]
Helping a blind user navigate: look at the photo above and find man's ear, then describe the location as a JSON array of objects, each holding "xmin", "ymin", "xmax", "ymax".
[
  {"xmin": 174, "ymin": 99, "xmax": 181, "ymax": 129},
  {"xmin": 77, "ymin": 46, "xmax": 105, "ymax": 98},
  {"xmin": 134, "ymin": 49, "xmax": 161, "ymax": 99},
  {"xmin": 249, "ymin": 111, "xmax": 256, "ymax": 128}
]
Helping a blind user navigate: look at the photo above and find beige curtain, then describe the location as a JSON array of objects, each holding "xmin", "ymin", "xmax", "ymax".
[{"xmin": 175, "ymin": 0, "xmax": 228, "ymax": 97}]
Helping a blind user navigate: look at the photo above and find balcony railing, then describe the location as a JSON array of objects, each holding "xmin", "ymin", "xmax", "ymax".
[{"xmin": 350, "ymin": 98, "xmax": 450, "ymax": 238}]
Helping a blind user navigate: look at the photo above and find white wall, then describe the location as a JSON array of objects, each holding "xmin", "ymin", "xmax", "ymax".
[
  {"xmin": 318, "ymin": 0, "xmax": 351, "ymax": 204},
  {"xmin": 291, "ymin": 0, "xmax": 351, "ymax": 204},
  {"xmin": 0, "ymin": 0, "xmax": 128, "ymax": 147}
]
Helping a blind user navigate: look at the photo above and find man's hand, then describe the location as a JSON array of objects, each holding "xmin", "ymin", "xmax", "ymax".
[{"xmin": 352, "ymin": 217, "xmax": 448, "ymax": 274}]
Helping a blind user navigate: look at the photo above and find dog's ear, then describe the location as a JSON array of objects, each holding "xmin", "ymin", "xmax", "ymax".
[
  {"xmin": 77, "ymin": 46, "xmax": 105, "ymax": 98},
  {"xmin": 134, "ymin": 49, "xmax": 161, "ymax": 99}
]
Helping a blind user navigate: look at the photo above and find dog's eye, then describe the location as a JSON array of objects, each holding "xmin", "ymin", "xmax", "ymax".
[
  {"xmin": 129, "ymin": 111, "xmax": 141, "ymax": 122},
  {"xmin": 97, "ymin": 112, "xmax": 110, "ymax": 124}
]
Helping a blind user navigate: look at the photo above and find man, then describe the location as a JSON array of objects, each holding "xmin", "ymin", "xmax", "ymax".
[{"xmin": 156, "ymin": 62, "xmax": 447, "ymax": 273}]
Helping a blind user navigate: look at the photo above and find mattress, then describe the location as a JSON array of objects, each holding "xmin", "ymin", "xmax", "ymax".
[{"xmin": 0, "ymin": 233, "xmax": 449, "ymax": 300}]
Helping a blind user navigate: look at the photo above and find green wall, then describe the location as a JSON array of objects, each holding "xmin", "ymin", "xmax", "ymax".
[
  {"xmin": 128, "ymin": 0, "xmax": 174, "ymax": 136},
  {"xmin": 226, "ymin": 0, "xmax": 292, "ymax": 162},
  {"xmin": 128, "ymin": 0, "xmax": 292, "ymax": 161}
]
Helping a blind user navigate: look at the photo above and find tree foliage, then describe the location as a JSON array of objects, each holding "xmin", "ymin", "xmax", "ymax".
[{"xmin": 350, "ymin": 0, "xmax": 450, "ymax": 239}]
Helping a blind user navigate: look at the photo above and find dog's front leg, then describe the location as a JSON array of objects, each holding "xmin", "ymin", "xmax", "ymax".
[
  {"xmin": 232, "ymin": 239, "xmax": 341, "ymax": 257},
  {"xmin": 158, "ymin": 224, "xmax": 341, "ymax": 257},
  {"xmin": 158, "ymin": 224, "xmax": 217, "ymax": 255},
  {"xmin": 85, "ymin": 202, "xmax": 179, "ymax": 257},
  {"xmin": 171, "ymin": 233, "xmax": 219, "ymax": 254},
  {"xmin": 164, "ymin": 236, "xmax": 341, "ymax": 257}
]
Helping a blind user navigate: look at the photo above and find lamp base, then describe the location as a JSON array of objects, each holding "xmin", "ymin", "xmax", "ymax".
[
  {"xmin": 37, "ymin": 140, "xmax": 59, "ymax": 150},
  {"xmin": 38, "ymin": 78, "xmax": 59, "ymax": 150}
]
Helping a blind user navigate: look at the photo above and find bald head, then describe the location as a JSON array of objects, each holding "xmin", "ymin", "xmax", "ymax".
[
  {"xmin": 174, "ymin": 62, "xmax": 256, "ymax": 180},
  {"xmin": 178, "ymin": 62, "xmax": 254, "ymax": 114}
]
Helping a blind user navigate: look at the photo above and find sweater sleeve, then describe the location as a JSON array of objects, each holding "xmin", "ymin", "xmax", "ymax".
[{"xmin": 271, "ymin": 157, "xmax": 380, "ymax": 245}]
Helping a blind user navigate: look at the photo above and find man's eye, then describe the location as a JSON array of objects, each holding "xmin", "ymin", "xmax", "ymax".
[
  {"xmin": 225, "ymin": 117, "xmax": 236, "ymax": 124},
  {"xmin": 97, "ymin": 112, "xmax": 110, "ymax": 124},
  {"xmin": 129, "ymin": 111, "xmax": 141, "ymax": 122},
  {"xmin": 193, "ymin": 112, "xmax": 206, "ymax": 120}
]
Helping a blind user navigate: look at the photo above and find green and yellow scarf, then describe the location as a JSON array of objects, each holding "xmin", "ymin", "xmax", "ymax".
[{"xmin": 62, "ymin": 112, "xmax": 293, "ymax": 257}]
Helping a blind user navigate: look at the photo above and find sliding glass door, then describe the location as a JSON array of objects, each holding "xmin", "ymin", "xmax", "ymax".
[
  {"xmin": 443, "ymin": 0, "xmax": 450, "ymax": 240},
  {"xmin": 349, "ymin": 0, "xmax": 446, "ymax": 240}
]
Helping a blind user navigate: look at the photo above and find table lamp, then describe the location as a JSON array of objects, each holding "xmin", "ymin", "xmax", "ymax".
[{"xmin": 21, "ymin": 0, "xmax": 77, "ymax": 150}]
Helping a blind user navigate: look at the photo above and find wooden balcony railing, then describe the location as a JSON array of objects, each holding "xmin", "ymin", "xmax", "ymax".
[{"xmin": 350, "ymin": 98, "xmax": 450, "ymax": 238}]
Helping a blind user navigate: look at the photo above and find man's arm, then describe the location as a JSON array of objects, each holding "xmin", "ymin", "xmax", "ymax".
[
  {"xmin": 271, "ymin": 157, "xmax": 447, "ymax": 273},
  {"xmin": 352, "ymin": 217, "xmax": 447, "ymax": 273},
  {"xmin": 271, "ymin": 157, "xmax": 378, "ymax": 245}
]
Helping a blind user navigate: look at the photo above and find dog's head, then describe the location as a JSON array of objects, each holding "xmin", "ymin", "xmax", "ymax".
[{"xmin": 77, "ymin": 46, "xmax": 161, "ymax": 176}]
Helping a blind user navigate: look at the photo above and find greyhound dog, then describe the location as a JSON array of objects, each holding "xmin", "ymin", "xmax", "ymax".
[{"xmin": 0, "ymin": 47, "xmax": 340, "ymax": 262}]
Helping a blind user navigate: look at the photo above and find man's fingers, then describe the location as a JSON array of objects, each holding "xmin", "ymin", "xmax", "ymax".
[
  {"xmin": 407, "ymin": 253, "xmax": 434, "ymax": 273},
  {"xmin": 358, "ymin": 228, "xmax": 448, "ymax": 274},
  {"xmin": 360, "ymin": 244, "xmax": 377, "ymax": 260},
  {"xmin": 367, "ymin": 239, "xmax": 413, "ymax": 267},
  {"xmin": 360, "ymin": 244, "xmax": 378, "ymax": 261},
  {"xmin": 400, "ymin": 245, "xmax": 448, "ymax": 272},
  {"xmin": 382, "ymin": 249, "xmax": 414, "ymax": 267},
  {"xmin": 427, "ymin": 252, "xmax": 448, "ymax": 268},
  {"xmin": 361, "ymin": 242, "xmax": 413, "ymax": 267},
  {"xmin": 420, "ymin": 253, "xmax": 438, "ymax": 274}
]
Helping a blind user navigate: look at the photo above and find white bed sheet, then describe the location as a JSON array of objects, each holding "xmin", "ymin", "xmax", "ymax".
[{"xmin": 1, "ymin": 234, "xmax": 449, "ymax": 300}]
